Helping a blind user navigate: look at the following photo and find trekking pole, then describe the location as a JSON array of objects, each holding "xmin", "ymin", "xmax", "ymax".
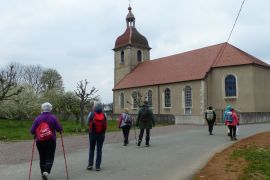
[
  {"xmin": 112, "ymin": 113, "xmax": 119, "ymax": 139},
  {"xmin": 133, "ymin": 117, "xmax": 137, "ymax": 144},
  {"xmin": 28, "ymin": 138, "xmax": 35, "ymax": 180},
  {"xmin": 133, "ymin": 125, "xmax": 137, "ymax": 144},
  {"xmin": 60, "ymin": 133, "xmax": 69, "ymax": 180}
]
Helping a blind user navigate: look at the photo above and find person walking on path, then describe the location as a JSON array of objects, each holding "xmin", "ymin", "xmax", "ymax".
[
  {"xmin": 223, "ymin": 105, "xmax": 232, "ymax": 136},
  {"xmin": 30, "ymin": 102, "xmax": 63, "ymax": 180},
  {"xmin": 205, "ymin": 106, "xmax": 216, "ymax": 135},
  {"xmin": 225, "ymin": 107, "xmax": 239, "ymax": 141},
  {"xmin": 136, "ymin": 101, "xmax": 155, "ymax": 147},
  {"xmin": 118, "ymin": 108, "xmax": 133, "ymax": 146},
  {"xmin": 86, "ymin": 103, "xmax": 108, "ymax": 171}
]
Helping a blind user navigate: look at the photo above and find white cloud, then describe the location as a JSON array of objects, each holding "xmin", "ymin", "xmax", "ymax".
[{"xmin": 0, "ymin": 0, "xmax": 269, "ymax": 102}]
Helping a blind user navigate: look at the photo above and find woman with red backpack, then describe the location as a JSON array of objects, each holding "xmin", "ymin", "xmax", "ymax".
[
  {"xmin": 30, "ymin": 102, "xmax": 62, "ymax": 180},
  {"xmin": 86, "ymin": 103, "xmax": 107, "ymax": 171},
  {"xmin": 225, "ymin": 107, "xmax": 239, "ymax": 141}
]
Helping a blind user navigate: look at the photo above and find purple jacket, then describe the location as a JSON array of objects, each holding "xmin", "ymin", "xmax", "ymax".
[{"xmin": 30, "ymin": 112, "xmax": 62, "ymax": 142}]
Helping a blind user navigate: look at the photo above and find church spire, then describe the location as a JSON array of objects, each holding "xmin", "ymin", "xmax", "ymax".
[{"xmin": 126, "ymin": 5, "xmax": 135, "ymax": 27}]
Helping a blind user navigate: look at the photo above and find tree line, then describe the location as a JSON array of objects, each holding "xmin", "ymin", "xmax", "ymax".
[{"xmin": 0, "ymin": 62, "xmax": 99, "ymax": 127}]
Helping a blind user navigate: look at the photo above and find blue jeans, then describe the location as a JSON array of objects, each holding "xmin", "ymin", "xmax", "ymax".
[{"xmin": 88, "ymin": 133, "xmax": 105, "ymax": 169}]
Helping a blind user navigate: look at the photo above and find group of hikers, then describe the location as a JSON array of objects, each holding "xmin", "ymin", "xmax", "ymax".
[
  {"xmin": 30, "ymin": 100, "xmax": 155, "ymax": 180},
  {"xmin": 30, "ymin": 100, "xmax": 239, "ymax": 180},
  {"xmin": 205, "ymin": 105, "xmax": 240, "ymax": 140}
]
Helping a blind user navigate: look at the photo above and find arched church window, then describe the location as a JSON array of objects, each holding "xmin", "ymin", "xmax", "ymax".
[
  {"xmin": 147, "ymin": 89, "xmax": 153, "ymax": 107},
  {"xmin": 137, "ymin": 50, "xmax": 142, "ymax": 62},
  {"xmin": 131, "ymin": 91, "xmax": 138, "ymax": 108},
  {"xmin": 164, "ymin": 88, "xmax": 171, "ymax": 107},
  {"xmin": 121, "ymin": 51, "xmax": 124, "ymax": 63},
  {"xmin": 120, "ymin": 92, "xmax": 124, "ymax": 108},
  {"xmin": 225, "ymin": 74, "xmax": 237, "ymax": 97},
  {"xmin": 184, "ymin": 86, "xmax": 192, "ymax": 115}
]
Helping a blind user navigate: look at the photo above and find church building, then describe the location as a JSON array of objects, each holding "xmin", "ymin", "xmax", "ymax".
[{"xmin": 112, "ymin": 6, "xmax": 270, "ymax": 124}]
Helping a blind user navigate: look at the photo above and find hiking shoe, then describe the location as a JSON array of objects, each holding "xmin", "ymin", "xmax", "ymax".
[
  {"xmin": 87, "ymin": 165, "xmax": 93, "ymax": 170},
  {"xmin": 145, "ymin": 144, "xmax": 150, "ymax": 147},
  {"xmin": 42, "ymin": 172, "xmax": 48, "ymax": 180},
  {"xmin": 96, "ymin": 167, "xmax": 101, "ymax": 171},
  {"xmin": 137, "ymin": 140, "xmax": 141, "ymax": 146},
  {"xmin": 234, "ymin": 137, "xmax": 238, "ymax": 141}
]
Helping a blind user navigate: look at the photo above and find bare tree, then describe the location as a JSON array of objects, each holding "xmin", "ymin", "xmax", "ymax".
[
  {"xmin": 74, "ymin": 79, "xmax": 99, "ymax": 127},
  {"xmin": 0, "ymin": 64, "xmax": 23, "ymax": 101},
  {"xmin": 22, "ymin": 65, "xmax": 43, "ymax": 94}
]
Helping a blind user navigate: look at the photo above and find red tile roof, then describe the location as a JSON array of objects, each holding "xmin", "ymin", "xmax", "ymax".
[
  {"xmin": 113, "ymin": 43, "xmax": 270, "ymax": 90},
  {"xmin": 114, "ymin": 27, "xmax": 150, "ymax": 50}
]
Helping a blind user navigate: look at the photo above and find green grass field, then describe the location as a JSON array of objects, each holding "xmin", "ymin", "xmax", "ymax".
[
  {"xmin": 0, "ymin": 119, "xmax": 119, "ymax": 141},
  {"xmin": 231, "ymin": 146, "xmax": 270, "ymax": 179}
]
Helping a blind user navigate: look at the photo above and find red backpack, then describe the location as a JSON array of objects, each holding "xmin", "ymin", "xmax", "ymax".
[
  {"xmin": 36, "ymin": 120, "xmax": 53, "ymax": 141},
  {"xmin": 91, "ymin": 112, "xmax": 106, "ymax": 133}
]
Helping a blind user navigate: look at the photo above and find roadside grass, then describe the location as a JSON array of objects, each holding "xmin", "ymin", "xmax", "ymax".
[
  {"xmin": 231, "ymin": 146, "xmax": 270, "ymax": 179},
  {"xmin": 0, "ymin": 119, "xmax": 119, "ymax": 141}
]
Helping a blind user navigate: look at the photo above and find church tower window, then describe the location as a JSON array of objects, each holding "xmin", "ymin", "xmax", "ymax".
[
  {"xmin": 121, "ymin": 51, "xmax": 124, "ymax": 63},
  {"xmin": 120, "ymin": 92, "xmax": 124, "ymax": 108},
  {"xmin": 137, "ymin": 50, "xmax": 142, "ymax": 62}
]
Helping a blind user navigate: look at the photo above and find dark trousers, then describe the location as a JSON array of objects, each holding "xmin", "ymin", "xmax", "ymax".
[
  {"xmin": 121, "ymin": 126, "xmax": 131, "ymax": 145},
  {"xmin": 36, "ymin": 139, "xmax": 56, "ymax": 174},
  {"xmin": 228, "ymin": 125, "xmax": 236, "ymax": 139},
  {"xmin": 138, "ymin": 128, "xmax": 150, "ymax": 145},
  {"xmin": 207, "ymin": 120, "xmax": 214, "ymax": 134},
  {"xmin": 88, "ymin": 133, "xmax": 105, "ymax": 169}
]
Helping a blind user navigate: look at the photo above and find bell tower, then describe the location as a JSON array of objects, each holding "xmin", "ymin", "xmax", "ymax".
[{"xmin": 113, "ymin": 5, "xmax": 151, "ymax": 85}]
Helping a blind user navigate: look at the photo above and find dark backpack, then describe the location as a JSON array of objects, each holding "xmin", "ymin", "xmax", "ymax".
[
  {"xmin": 92, "ymin": 112, "xmax": 106, "ymax": 133},
  {"xmin": 36, "ymin": 119, "xmax": 53, "ymax": 141},
  {"xmin": 123, "ymin": 113, "xmax": 132, "ymax": 125}
]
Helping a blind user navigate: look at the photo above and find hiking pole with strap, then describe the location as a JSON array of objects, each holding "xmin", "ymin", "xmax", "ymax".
[
  {"xmin": 133, "ymin": 125, "xmax": 137, "ymax": 144},
  {"xmin": 28, "ymin": 137, "xmax": 35, "ymax": 180},
  {"xmin": 132, "ymin": 117, "xmax": 137, "ymax": 144},
  {"xmin": 60, "ymin": 133, "xmax": 69, "ymax": 180}
]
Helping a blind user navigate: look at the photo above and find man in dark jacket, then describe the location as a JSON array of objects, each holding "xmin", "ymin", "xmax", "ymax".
[
  {"xmin": 136, "ymin": 101, "xmax": 155, "ymax": 147},
  {"xmin": 205, "ymin": 106, "xmax": 216, "ymax": 135}
]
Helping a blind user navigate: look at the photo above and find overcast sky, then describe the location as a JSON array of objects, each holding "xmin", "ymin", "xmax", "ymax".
[{"xmin": 0, "ymin": 0, "xmax": 269, "ymax": 103}]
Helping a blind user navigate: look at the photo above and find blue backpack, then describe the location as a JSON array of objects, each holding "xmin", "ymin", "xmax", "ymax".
[{"xmin": 226, "ymin": 112, "xmax": 233, "ymax": 122}]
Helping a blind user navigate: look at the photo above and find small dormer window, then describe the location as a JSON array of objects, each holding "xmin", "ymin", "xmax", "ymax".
[
  {"xmin": 137, "ymin": 50, "xmax": 142, "ymax": 62},
  {"xmin": 121, "ymin": 51, "xmax": 124, "ymax": 63}
]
